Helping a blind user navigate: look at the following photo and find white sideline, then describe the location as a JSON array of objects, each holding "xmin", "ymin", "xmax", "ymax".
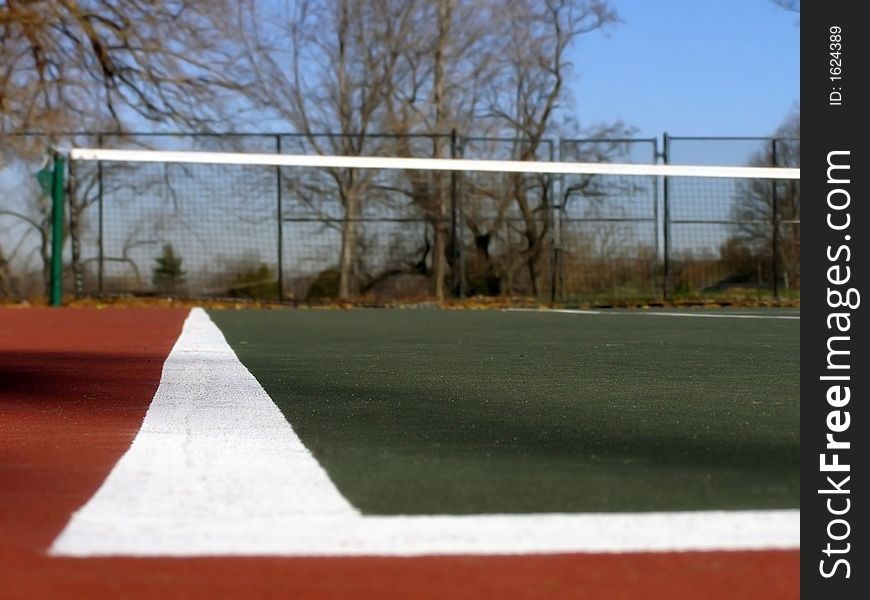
[
  {"xmin": 507, "ymin": 308, "xmax": 800, "ymax": 320},
  {"xmin": 50, "ymin": 308, "xmax": 799, "ymax": 557},
  {"xmin": 636, "ymin": 311, "xmax": 799, "ymax": 320}
]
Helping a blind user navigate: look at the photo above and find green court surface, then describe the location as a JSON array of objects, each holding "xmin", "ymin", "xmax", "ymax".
[{"xmin": 209, "ymin": 308, "xmax": 799, "ymax": 515}]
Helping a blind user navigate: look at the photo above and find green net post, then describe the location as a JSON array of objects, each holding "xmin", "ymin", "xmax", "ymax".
[{"xmin": 49, "ymin": 152, "xmax": 66, "ymax": 306}]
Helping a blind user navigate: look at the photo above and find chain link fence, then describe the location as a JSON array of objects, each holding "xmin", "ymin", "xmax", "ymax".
[
  {"xmin": 662, "ymin": 136, "xmax": 800, "ymax": 301},
  {"xmin": 0, "ymin": 132, "xmax": 799, "ymax": 304}
]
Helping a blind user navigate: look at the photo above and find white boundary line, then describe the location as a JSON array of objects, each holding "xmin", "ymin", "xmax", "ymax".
[
  {"xmin": 633, "ymin": 311, "xmax": 799, "ymax": 320},
  {"xmin": 69, "ymin": 148, "xmax": 800, "ymax": 180},
  {"xmin": 50, "ymin": 308, "xmax": 799, "ymax": 557},
  {"xmin": 510, "ymin": 307, "xmax": 602, "ymax": 315},
  {"xmin": 507, "ymin": 308, "xmax": 799, "ymax": 320}
]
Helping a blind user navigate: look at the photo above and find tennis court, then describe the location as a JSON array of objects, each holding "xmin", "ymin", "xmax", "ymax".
[
  {"xmin": 0, "ymin": 304, "xmax": 799, "ymax": 598},
  {"xmin": 212, "ymin": 307, "xmax": 799, "ymax": 514},
  {"xmin": 0, "ymin": 2, "xmax": 803, "ymax": 594}
]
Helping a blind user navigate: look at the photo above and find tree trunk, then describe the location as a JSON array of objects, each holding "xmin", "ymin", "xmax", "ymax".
[
  {"xmin": 432, "ymin": 182, "xmax": 448, "ymax": 301},
  {"xmin": 69, "ymin": 186, "xmax": 84, "ymax": 297},
  {"xmin": 429, "ymin": 0, "xmax": 454, "ymax": 303},
  {"xmin": 527, "ymin": 233, "xmax": 541, "ymax": 297},
  {"xmin": 338, "ymin": 186, "xmax": 359, "ymax": 300},
  {"xmin": 0, "ymin": 245, "xmax": 12, "ymax": 298},
  {"xmin": 41, "ymin": 231, "xmax": 51, "ymax": 301}
]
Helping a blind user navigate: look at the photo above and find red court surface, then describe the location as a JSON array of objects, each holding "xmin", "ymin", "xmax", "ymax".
[{"xmin": 0, "ymin": 308, "xmax": 799, "ymax": 598}]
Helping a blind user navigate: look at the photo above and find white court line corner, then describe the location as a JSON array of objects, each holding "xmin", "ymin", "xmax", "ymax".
[{"xmin": 50, "ymin": 307, "xmax": 800, "ymax": 557}]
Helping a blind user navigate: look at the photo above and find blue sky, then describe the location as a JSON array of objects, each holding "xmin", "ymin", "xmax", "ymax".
[{"xmin": 567, "ymin": 0, "xmax": 800, "ymax": 138}]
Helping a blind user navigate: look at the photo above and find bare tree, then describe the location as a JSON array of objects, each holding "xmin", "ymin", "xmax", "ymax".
[
  {"xmin": 372, "ymin": 0, "xmax": 621, "ymax": 299},
  {"xmin": 236, "ymin": 0, "xmax": 622, "ymax": 301},
  {"xmin": 426, "ymin": 0, "xmax": 453, "ymax": 301},
  {"xmin": 239, "ymin": 0, "xmax": 407, "ymax": 299},
  {"xmin": 483, "ymin": 0, "xmax": 619, "ymax": 295},
  {"xmin": 375, "ymin": 0, "xmax": 496, "ymax": 300},
  {"xmin": 0, "ymin": 150, "xmax": 54, "ymax": 296},
  {"xmin": 1, "ymin": 0, "xmax": 250, "ymax": 299},
  {"xmin": 0, "ymin": 0, "xmax": 246, "ymax": 135},
  {"xmin": 728, "ymin": 110, "xmax": 800, "ymax": 289},
  {"xmin": 1, "ymin": 0, "xmax": 628, "ymax": 302}
]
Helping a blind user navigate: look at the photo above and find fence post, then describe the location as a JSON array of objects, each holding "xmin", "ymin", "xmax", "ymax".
[
  {"xmin": 770, "ymin": 138, "xmax": 779, "ymax": 300},
  {"xmin": 652, "ymin": 137, "xmax": 661, "ymax": 300},
  {"xmin": 661, "ymin": 133, "xmax": 671, "ymax": 302},
  {"xmin": 67, "ymin": 157, "xmax": 82, "ymax": 298},
  {"xmin": 450, "ymin": 129, "xmax": 466, "ymax": 298},
  {"xmin": 50, "ymin": 152, "xmax": 66, "ymax": 307},
  {"xmin": 549, "ymin": 139, "xmax": 559, "ymax": 306},
  {"xmin": 559, "ymin": 141, "xmax": 567, "ymax": 303},
  {"xmin": 97, "ymin": 134, "xmax": 104, "ymax": 295},
  {"xmin": 276, "ymin": 135, "xmax": 284, "ymax": 302}
]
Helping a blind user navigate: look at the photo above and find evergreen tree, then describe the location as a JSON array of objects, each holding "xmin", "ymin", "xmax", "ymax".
[{"xmin": 153, "ymin": 244, "xmax": 186, "ymax": 294}]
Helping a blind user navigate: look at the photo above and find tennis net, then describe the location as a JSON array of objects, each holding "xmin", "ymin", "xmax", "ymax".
[{"xmin": 65, "ymin": 148, "xmax": 799, "ymax": 304}]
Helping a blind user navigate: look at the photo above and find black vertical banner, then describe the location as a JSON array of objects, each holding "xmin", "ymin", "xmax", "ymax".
[{"xmin": 802, "ymin": 2, "xmax": 867, "ymax": 597}]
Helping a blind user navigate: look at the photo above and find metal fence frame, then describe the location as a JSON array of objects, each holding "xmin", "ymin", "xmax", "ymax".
[
  {"xmin": 0, "ymin": 131, "xmax": 799, "ymax": 304},
  {"xmin": 662, "ymin": 135, "xmax": 800, "ymax": 301}
]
